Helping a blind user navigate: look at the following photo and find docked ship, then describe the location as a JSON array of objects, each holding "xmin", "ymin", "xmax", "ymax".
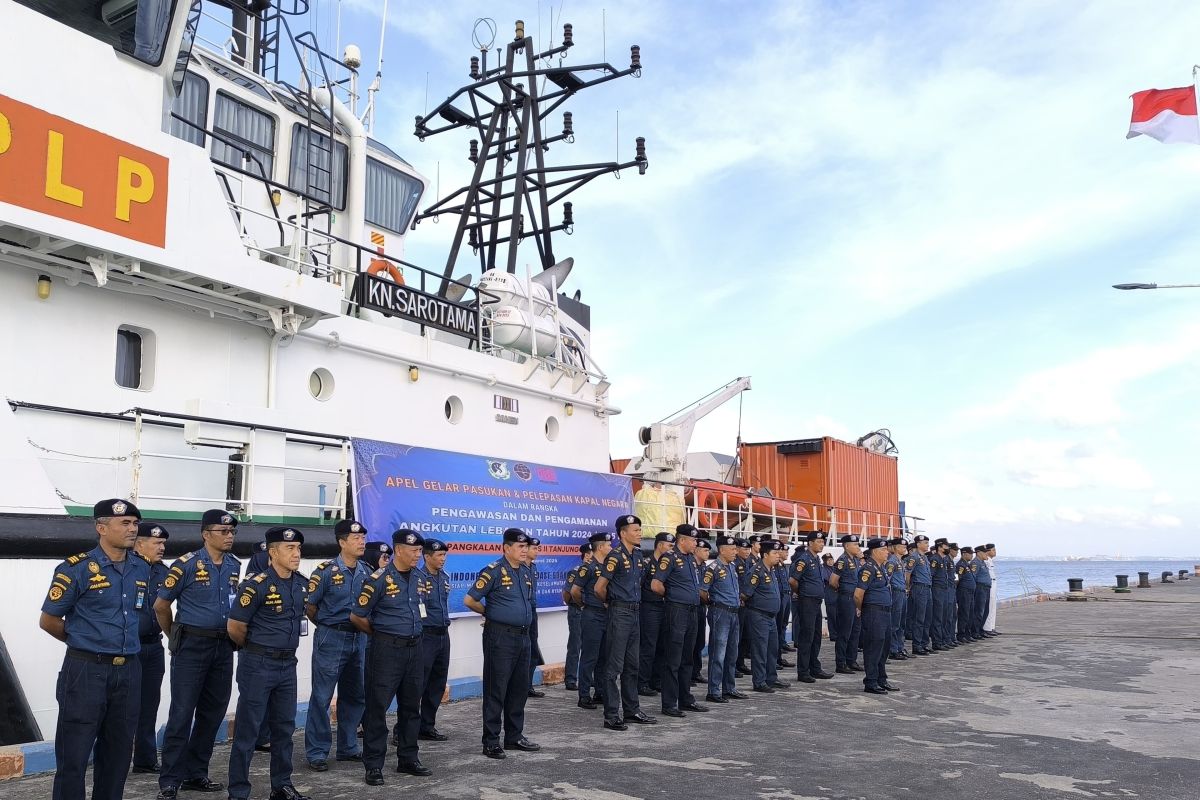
[{"xmin": 0, "ymin": 0, "xmax": 646, "ymax": 745}]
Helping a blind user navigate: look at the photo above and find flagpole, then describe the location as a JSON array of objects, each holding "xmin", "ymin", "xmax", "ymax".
[{"xmin": 1193, "ymin": 65, "xmax": 1200, "ymax": 140}]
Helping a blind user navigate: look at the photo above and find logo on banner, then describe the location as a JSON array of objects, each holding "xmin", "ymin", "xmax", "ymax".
[
  {"xmin": 536, "ymin": 466, "xmax": 558, "ymax": 484},
  {"xmin": 513, "ymin": 463, "xmax": 532, "ymax": 481},
  {"xmin": 487, "ymin": 460, "xmax": 511, "ymax": 480}
]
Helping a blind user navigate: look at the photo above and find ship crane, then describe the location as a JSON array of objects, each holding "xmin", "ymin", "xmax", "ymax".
[{"xmin": 627, "ymin": 376, "xmax": 752, "ymax": 486}]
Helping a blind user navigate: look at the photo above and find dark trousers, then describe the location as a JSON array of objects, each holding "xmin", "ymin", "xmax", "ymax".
[
  {"xmin": 747, "ymin": 608, "xmax": 779, "ymax": 689},
  {"xmin": 973, "ymin": 584, "xmax": 991, "ymax": 637},
  {"xmin": 160, "ymin": 634, "xmax": 234, "ymax": 790},
  {"xmin": 931, "ymin": 584, "xmax": 950, "ymax": 646},
  {"xmin": 481, "ymin": 623, "xmax": 531, "ymax": 747},
  {"xmin": 737, "ymin": 607, "xmax": 751, "ymax": 665},
  {"xmin": 890, "ymin": 589, "xmax": 908, "ymax": 654},
  {"xmin": 706, "ymin": 606, "xmax": 739, "ymax": 697},
  {"xmin": 527, "ymin": 611, "xmax": 544, "ymax": 686},
  {"xmin": 793, "ymin": 596, "xmax": 824, "ymax": 678},
  {"xmin": 52, "ymin": 654, "xmax": 140, "ymax": 800},
  {"xmin": 363, "ymin": 635, "xmax": 423, "ymax": 770},
  {"xmin": 790, "ymin": 597, "xmax": 801, "ymax": 647},
  {"xmin": 661, "ymin": 602, "xmax": 697, "ymax": 711},
  {"xmin": 956, "ymin": 586, "xmax": 975, "ymax": 640},
  {"xmin": 578, "ymin": 606, "xmax": 608, "ymax": 701},
  {"xmin": 227, "ymin": 653, "xmax": 297, "ymax": 799},
  {"xmin": 775, "ymin": 595, "xmax": 790, "ymax": 651},
  {"xmin": 638, "ymin": 600, "xmax": 666, "ymax": 691},
  {"xmin": 834, "ymin": 592, "xmax": 861, "ymax": 667},
  {"xmin": 824, "ymin": 587, "xmax": 839, "ymax": 640},
  {"xmin": 134, "ymin": 639, "xmax": 164, "ymax": 768},
  {"xmin": 304, "ymin": 626, "xmax": 366, "ymax": 762},
  {"xmin": 565, "ymin": 605, "xmax": 582, "ymax": 686},
  {"xmin": 692, "ymin": 604, "xmax": 706, "ymax": 680},
  {"xmin": 861, "ymin": 604, "xmax": 891, "ymax": 689},
  {"xmin": 420, "ymin": 628, "xmax": 451, "ymax": 733},
  {"xmin": 909, "ymin": 584, "xmax": 932, "ymax": 649},
  {"xmin": 602, "ymin": 604, "xmax": 641, "ymax": 722}
]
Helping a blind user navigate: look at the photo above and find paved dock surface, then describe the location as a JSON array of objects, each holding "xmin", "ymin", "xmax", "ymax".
[{"xmin": 7, "ymin": 579, "xmax": 1200, "ymax": 799}]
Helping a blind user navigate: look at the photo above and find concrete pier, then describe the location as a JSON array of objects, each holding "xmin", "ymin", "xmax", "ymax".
[{"xmin": 3, "ymin": 580, "xmax": 1199, "ymax": 799}]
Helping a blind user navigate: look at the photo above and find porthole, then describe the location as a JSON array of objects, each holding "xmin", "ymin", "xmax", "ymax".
[
  {"xmin": 308, "ymin": 368, "xmax": 334, "ymax": 401},
  {"xmin": 445, "ymin": 395, "xmax": 464, "ymax": 424},
  {"xmin": 544, "ymin": 415, "xmax": 560, "ymax": 441}
]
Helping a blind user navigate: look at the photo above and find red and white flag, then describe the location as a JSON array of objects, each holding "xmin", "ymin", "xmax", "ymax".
[{"xmin": 1128, "ymin": 86, "xmax": 1200, "ymax": 144}]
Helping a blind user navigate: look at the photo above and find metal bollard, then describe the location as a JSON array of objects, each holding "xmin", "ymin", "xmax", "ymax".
[
  {"xmin": 1178, "ymin": 570, "xmax": 1190, "ymax": 581},
  {"xmin": 1161, "ymin": 571, "xmax": 1175, "ymax": 584},
  {"xmin": 1138, "ymin": 571, "xmax": 1151, "ymax": 588},
  {"xmin": 1114, "ymin": 575, "xmax": 1131, "ymax": 593},
  {"xmin": 1067, "ymin": 577, "xmax": 1086, "ymax": 600}
]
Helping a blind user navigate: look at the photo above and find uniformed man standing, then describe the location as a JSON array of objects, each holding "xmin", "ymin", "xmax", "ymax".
[
  {"xmin": 741, "ymin": 540, "xmax": 789, "ymax": 692},
  {"xmin": 733, "ymin": 537, "xmax": 753, "ymax": 675},
  {"xmin": 788, "ymin": 532, "xmax": 832, "ymax": 683},
  {"xmin": 905, "ymin": 535, "xmax": 933, "ymax": 655},
  {"xmin": 526, "ymin": 538, "xmax": 546, "ymax": 698},
  {"xmin": 353, "ymin": 528, "xmax": 430, "ymax": 783},
  {"xmin": 132, "ymin": 522, "xmax": 171, "ymax": 773},
  {"xmin": 595, "ymin": 515, "xmax": 658, "ymax": 730},
  {"xmin": 651, "ymin": 524, "xmax": 707, "ymax": 717},
  {"xmin": 929, "ymin": 538, "xmax": 952, "ymax": 651},
  {"xmin": 955, "ymin": 546, "xmax": 977, "ymax": 644},
  {"xmin": 303, "ymin": 520, "xmax": 370, "ymax": 771},
  {"xmin": 561, "ymin": 542, "xmax": 592, "ymax": 692},
  {"xmin": 983, "ymin": 544, "xmax": 1000, "ymax": 636},
  {"xmin": 40, "ymin": 499, "xmax": 149, "ymax": 800},
  {"xmin": 154, "ymin": 509, "xmax": 242, "ymax": 798},
  {"xmin": 772, "ymin": 537, "xmax": 793, "ymax": 663},
  {"xmin": 691, "ymin": 537, "xmax": 711, "ymax": 684},
  {"xmin": 363, "ymin": 541, "xmax": 392, "ymax": 571},
  {"xmin": 973, "ymin": 545, "xmax": 993, "ymax": 640},
  {"xmin": 854, "ymin": 538, "xmax": 896, "ymax": 695},
  {"xmin": 701, "ymin": 534, "xmax": 745, "ymax": 702},
  {"xmin": 821, "ymin": 552, "xmax": 838, "ymax": 642},
  {"xmin": 637, "ymin": 532, "xmax": 674, "ymax": 697},
  {"xmin": 946, "ymin": 543, "xmax": 962, "ymax": 645},
  {"xmin": 886, "ymin": 538, "xmax": 910, "ymax": 660},
  {"xmin": 830, "ymin": 534, "xmax": 864, "ymax": 674},
  {"xmin": 572, "ymin": 532, "xmax": 610, "ymax": 708},
  {"xmin": 419, "ymin": 539, "xmax": 452, "ymax": 741},
  {"xmin": 464, "ymin": 528, "xmax": 541, "ymax": 758}
]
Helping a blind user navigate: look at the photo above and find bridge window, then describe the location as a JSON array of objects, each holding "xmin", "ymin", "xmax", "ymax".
[
  {"xmin": 289, "ymin": 125, "xmax": 348, "ymax": 210},
  {"xmin": 365, "ymin": 157, "xmax": 422, "ymax": 234},
  {"xmin": 168, "ymin": 71, "xmax": 208, "ymax": 146},
  {"xmin": 211, "ymin": 92, "xmax": 276, "ymax": 179},
  {"xmin": 15, "ymin": 0, "xmax": 180, "ymax": 66},
  {"xmin": 115, "ymin": 325, "xmax": 155, "ymax": 390}
]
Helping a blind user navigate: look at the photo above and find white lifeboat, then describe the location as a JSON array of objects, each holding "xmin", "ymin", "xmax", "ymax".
[{"xmin": 488, "ymin": 305, "xmax": 559, "ymax": 355}]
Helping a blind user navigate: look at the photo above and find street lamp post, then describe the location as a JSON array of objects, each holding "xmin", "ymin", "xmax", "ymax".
[{"xmin": 1112, "ymin": 283, "xmax": 1200, "ymax": 290}]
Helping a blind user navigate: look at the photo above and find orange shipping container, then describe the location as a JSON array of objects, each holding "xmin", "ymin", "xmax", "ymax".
[{"xmin": 738, "ymin": 438, "xmax": 900, "ymax": 537}]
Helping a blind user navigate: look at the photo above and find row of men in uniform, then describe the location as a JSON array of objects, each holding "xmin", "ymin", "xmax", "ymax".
[{"xmin": 39, "ymin": 500, "xmax": 547, "ymax": 800}]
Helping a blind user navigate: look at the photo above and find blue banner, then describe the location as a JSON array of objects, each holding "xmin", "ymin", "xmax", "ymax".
[{"xmin": 351, "ymin": 439, "xmax": 633, "ymax": 615}]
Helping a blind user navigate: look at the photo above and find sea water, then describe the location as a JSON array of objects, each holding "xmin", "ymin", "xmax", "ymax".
[{"xmin": 993, "ymin": 559, "xmax": 1199, "ymax": 600}]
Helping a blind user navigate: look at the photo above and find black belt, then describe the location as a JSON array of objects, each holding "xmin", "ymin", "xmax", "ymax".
[
  {"xmin": 485, "ymin": 621, "xmax": 529, "ymax": 635},
  {"xmin": 67, "ymin": 648, "xmax": 134, "ymax": 666},
  {"xmin": 642, "ymin": 597, "xmax": 664, "ymax": 604},
  {"xmin": 711, "ymin": 603, "xmax": 739, "ymax": 612},
  {"xmin": 583, "ymin": 604, "xmax": 607, "ymax": 612},
  {"xmin": 668, "ymin": 600, "xmax": 699, "ymax": 609},
  {"xmin": 864, "ymin": 602, "xmax": 890, "ymax": 609},
  {"xmin": 320, "ymin": 622, "xmax": 359, "ymax": 633},
  {"xmin": 422, "ymin": 626, "xmax": 449, "ymax": 635},
  {"xmin": 374, "ymin": 631, "xmax": 421, "ymax": 646},
  {"xmin": 242, "ymin": 642, "xmax": 296, "ymax": 660},
  {"xmin": 748, "ymin": 607, "xmax": 776, "ymax": 617},
  {"xmin": 179, "ymin": 624, "xmax": 229, "ymax": 640},
  {"xmin": 140, "ymin": 633, "xmax": 162, "ymax": 644},
  {"xmin": 610, "ymin": 599, "xmax": 640, "ymax": 608}
]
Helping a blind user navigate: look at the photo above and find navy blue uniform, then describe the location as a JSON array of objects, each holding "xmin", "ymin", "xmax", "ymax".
[
  {"xmin": 833, "ymin": 552, "xmax": 863, "ymax": 668},
  {"xmin": 857, "ymin": 559, "xmax": 892, "ymax": 690},
  {"xmin": 600, "ymin": 543, "xmax": 647, "ymax": 722},
  {"xmin": 956, "ymin": 558, "xmax": 978, "ymax": 641},
  {"xmin": 576, "ymin": 559, "xmax": 608, "ymax": 702},
  {"xmin": 527, "ymin": 562, "xmax": 544, "ymax": 687},
  {"xmin": 133, "ymin": 555, "xmax": 169, "ymax": 770},
  {"xmin": 790, "ymin": 549, "xmax": 826, "ymax": 679},
  {"xmin": 226, "ymin": 566, "xmax": 307, "ymax": 799},
  {"xmin": 420, "ymin": 565, "xmax": 452, "ymax": 734},
  {"xmin": 355, "ymin": 563, "xmax": 428, "ymax": 769},
  {"xmin": 157, "ymin": 549, "xmax": 241, "ymax": 792},
  {"xmin": 638, "ymin": 552, "xmax": 667, "ymax": 694},
  {"xmin": 887, "ymin": 554, "xmax": 908, "ymax": 656},
  {"xmin": 930, "ymin": 552, "xmax": 952, "ymax": 647},
  {"xmin": 304, "ymin": 556, "xmax": 369, "ymax": 763},
  {"xmin": 906, "ymin": 551, "xmax": 933, "ymax": 652},
  {"xmin": 973, "ymin": 557, "xmax": 992, "ymax": 638},
  {"xmin": 654, "ymin": 546, "xmax": 700, "ymax": 712},
  {"xmin": 702, "ymin": 559, "xmax": 741, "ymax": 697},
  {"xmin": 467, "ymin": 559, "xmax": 534, "ymax": 747},
  {"xmin": 773, "ymin": 560, "xmax": 791, "ymax": 654},
  {"xmin": 740, "ymin": 558, "xmax": 781, "ymax": 690},
  {"xmin": 43, "ymin": 547, "xmax": 149, "ymax": 800},
  {"xmin": 735, "ymin": 556, "xmax": 752, "ymax": 669},
  {"xmin": 563, "ymin": 565, "xmax": 584, "ymax": 688}
]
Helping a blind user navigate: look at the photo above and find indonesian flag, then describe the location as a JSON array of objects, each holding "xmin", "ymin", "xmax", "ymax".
[{"xmin": 1128, "ymin": 86, "xmax": 1200, "ymax": 144}]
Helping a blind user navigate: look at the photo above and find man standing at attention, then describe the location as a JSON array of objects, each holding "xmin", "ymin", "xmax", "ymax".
[
  {"xmin": 131, "ymin": 522, "xmax": 170, "ymax": 774},
  {"xmin": 700, "ymin": 534, "xmax": 745, "ymax": 703},
  {"xmin": 525, "ymin": 538, "xmax": 546, "ymax": 698},
  {"xmin": 789, "ymin": 532, "xmax": 833, "ymax": 684},
  {"xmin": 829, "ymin": 535, "xmax": 864, "ymax": 674},
  {"xmin": 561, "ymin": 543, "xmax": 592, "ymax": 692},
  {"xmin": 855, "ymin": 537, "xmax": 897, "ymax": 695},
  {"xmin": 419, "ymin": 539, "xmax": 453, "ymax": 741},
  {"xmin": 651, "ymin": 524, "xmax": 706, "ymax": 717}
]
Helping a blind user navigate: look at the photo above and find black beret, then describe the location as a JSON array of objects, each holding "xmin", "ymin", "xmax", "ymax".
[
  {"xmin": 934, "ymin": 537, "xmax": 948, "ymax": 546},
  {"xmin": 364, "ymin": 541, "xmax": 391, "ymax": 560},
  {"xmin": 948, "ymin": 542, "xmax": 959, "ymax": 550},
  {"xmin": 747, "ymin": 535, "xmax": 760, "ymax": 545},
  {"xmin": 805, "ymin": 532, "xmax": 826, "ymax": 542},
  {"xmin": 675, "ymin": 524, "xmax": 698, "ymax": 538},
  {"xmin": 423, "ymin": 539, "xmax": 449, "ymax": 553},
  {"xmin": 984, "ymin": 543, "xmax": 995, "ymax": 550},
  {"xmin": 839, "ymin": 534, "xmax": 860, "ymax": 545},
  {"xmin": 961, "ymin": 546, "xmax": 974, "ymax": 554},
  {"xmin": 695, "ymin": 538, "xmax": 712, "ymax": 550},
  {"xmin": 762, "ymin": 540, "xmax": 784, "ymax": 552},
  {"xmin": 265, "ymin": 526, "xmax": 304, "ymax": 544},
  {"xmin": 913, "ymin": 535, "xmax": 930, "ymax": 544},
  {"xmin": 821, "ymin": 553, "xmax": 834, "ymax": 561},
  {"xmin": 614, "ymin": 515, "xmax": 641, "ymax": 531},
  {"xmin": 579, "ymin": 542, "xmax": 593, "ymax": 555},
  {"xmin": 588, "ymin": 532, "xmax": 610, "ymax": 544},
  {"xmin": 734, "ymin": 537, "xmax": 750, "ymax": 548},
  {"xmin": 888, "ymin": 538, "xmax": 906, "ymax": 547},
  {"xmin": 137, "ymin": 522, "xmax": 169, "ymax": 539},
  {"xmin": 527, "ymin": 537, "xmax": 541, "ymax": 547},
  {"xmin": 716, "ymin": 534, "xmax": 738, "ymax": 547},
  {"xmin": 335, "ymin": 520, "xmax": 367, "ymax": 536},
  {"xmin": 503, "ymin": 528, "xmax": 531, "ymax": 544},
  {"xmin": 865, "ymin": 537, "xmax": 888, "ymax": 550},
  {"xmin": 654, "ymin": 532, "xmax": 676, "ymax": 544},
  {"xmin": 201, "ymin": 509, "xmax": 238, "ymax": 528},
  {"xmin": 94, "ymin": 498, "xmax": 141, "ymax": 520},
  {"xmin": 393, "ymin": 528, "xmax": 425, "ymax": 547}
]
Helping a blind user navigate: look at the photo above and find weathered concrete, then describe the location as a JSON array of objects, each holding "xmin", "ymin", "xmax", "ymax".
[{"xmin": 4, "ymin": 581, "xmax": 1199, "ymax": 799}]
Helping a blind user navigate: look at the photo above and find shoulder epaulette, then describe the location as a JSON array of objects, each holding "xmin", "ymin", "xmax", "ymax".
[
  {"xmin": 253, "ymin": 573, "xmax": 267, "ymax": 583},
  {"xmin": 371, "ymin": 568, "xmax": 385, "ymax": 579},
  {"xmin": 316, "ymin": 560, "xmax": 331, "ymax": 571},
  {"xmin": 65, "ymin": 551, "xmax": 90, "ymax": 565},
  {"xmin": 178, "ymin": 551, "xmax": 195, "ymax": 564}
]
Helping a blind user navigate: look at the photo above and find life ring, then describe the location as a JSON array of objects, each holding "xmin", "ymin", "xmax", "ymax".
[
  {"xmin": 696, "ymin": 488, "xmax": 742, "ymax": 531},
  {"xmin": 367, "ymin": 258, "xmax": 404, "ymax": 285}
]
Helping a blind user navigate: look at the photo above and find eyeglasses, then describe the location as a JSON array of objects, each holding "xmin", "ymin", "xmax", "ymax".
[{"xmin": 206, "ymin": 527, "xmax": 238, "ymax": 535}]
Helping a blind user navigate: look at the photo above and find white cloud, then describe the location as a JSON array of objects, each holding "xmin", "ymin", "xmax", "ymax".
[{"xmin": 997, "ymin": 437, "xmax": 1155, "ymax": 491}]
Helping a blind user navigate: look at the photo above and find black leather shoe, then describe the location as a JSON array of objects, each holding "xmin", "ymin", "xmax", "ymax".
[
  {"xmin": 564, "ymin": 682, "xmax": 578, "ymax": 691},
  {"xmin": 365, "ymin": 769, "xmax": 384, "ymax": 786},
  {"xmin": 780, "ymin": 643, "xmax": 795, "ymax": 652},
  {"xmin": 528, "ymin": 688, "xmax": 546, "ymax": 698},
  {"xmin": 269, "ymin": 786, "xmax": 311, "ymax": 800},
  {"xmin": 504, "ymin": 737, "xmax": 542, "ymax": 751},
  {"xmin": 796, "ymin": 674, "xmax": 816, "ymax": 684},
  {"xmin": 725, "ymin": 690, "xmax": 748, "ymax": 699},
  {"xmin": 777, "ymin": 659, "xmax": 795, "ymax": 668},
  {"xmin": 882, "ymin": 682, "xmax": 900, "ymax": 691},
  {"xmin": 577, "ymin": 698, "xmax": 598, "ymax": 710},
  {"xmin": 308, "ymin": 760, "xmax": 329, "ymax": 772},
  {"xmin": 705, "ymin": 694, "xmax": 728, "ymax": 703},
  {"xmin": 396, "ymin": 760, "xmax": 432, "ymax": 777},
  {"xmin": 482, "ymin": 745, "xmax": 506, "ymax": 759},
  {"xmin": 769, "ymin": 681, "xmax": 791, "ymax": 689},
  {"xmin": 661, "ymin": 707, "xmax": 686, "ymax": 718},
  {"xmin": 835, "ymin": 666, "xmax": 853, "ymax": 674},
  {"xmin": 254, "ymin": 743, "xmax": 271, "ymax": 753},
  {"xmin": 812, "ymin": 671, "xmax": 834, "ymax": 679},
  {"xmin": 752, "ymin": 686, "xmax": 775, "ymax": 694},
  {"xmin": 336, "ymin": 752, "xmax": 363, "ymax": 761},
  {"xmin": 735, "ymin": 665, "xmax": 749, "ymax": 676},
  {"xmin": 680, "ymin": 702, "xmax": 709, "ymax": 712},
  {"xmin": 603, "ymin": 719, "xmax": 628, "ymax": 731},
  {"xmin": 931, "ymin": 645, "xmax": 945, "ymax": 651},
  {"xmin": 180, "ymin": 777, "xmax": 224, "ymax": 792},
  {"xmin": 626, "ymin": 712, "xmax": 658, "ymax": 724},
  {"xmin": 132, "ymin": 763, "xmax": 160, "ymax": 774},
  {"xmin": 864, "ymin": 685, "xmax": 888, "ymax": 695},
  {"xmin": 156, "ymin": 790, "xmax": 178, "ymax": 800},
  {"xmin": 847, "ymin": 663, "xmax": 863, "ymax": 672},
  {"xmin": 637, "ymin": 687, "xmax": 657, "ymax": 697},
  {"xmin": 419, "ymin": 729, "xmax": 449, "ymax": 742}
]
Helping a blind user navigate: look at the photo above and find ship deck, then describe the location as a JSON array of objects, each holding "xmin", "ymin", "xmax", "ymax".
[{"xmin": 5, "ymin": 577, "xmax": 1200, "ymax": 799}]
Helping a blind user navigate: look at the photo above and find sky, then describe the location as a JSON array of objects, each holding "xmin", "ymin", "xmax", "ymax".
[{"xmin": 287, "ymin": 0, "xmax": 1200, "ymax": 556}]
